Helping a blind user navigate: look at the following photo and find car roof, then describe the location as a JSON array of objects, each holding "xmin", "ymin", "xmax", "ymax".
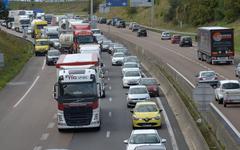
[
  {"xmin": 136, "ymin": 101, "xmax": 157, "ymax": 106},
  {"xmin": 134, "ymin": 145, "xmax": 166, "ymax": 150},
  {"xmin": 124, "ymin": 62, "xmax": 139, "ymax": 65},
  {"xmin": 132, "ymin": 129, "xmax": 158, "ymax": 134},
  {"xmin": 199, "ymin": 70, "xmax": 215, "ymax": 74},
  {"xmin": 113, "ymin": 52, "xmax": 125, "ymax": 55},
  {"xmin": 219, "ymin": 80, "xmax": 239, "ymax": 84},
  {"xmin": 124, "ymin": 68, "xmax": 140, "ymax": 71},
  {"xmin": 130, "ymin": 85, "xmax": 147, "ymax": 89}
]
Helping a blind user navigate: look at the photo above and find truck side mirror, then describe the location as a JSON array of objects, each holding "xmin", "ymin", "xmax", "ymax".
[{"xmin": 53, "ymin": 83, "xmax": 59, "ymax": 101}]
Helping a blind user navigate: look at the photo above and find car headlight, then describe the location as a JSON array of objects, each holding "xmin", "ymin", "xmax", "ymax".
[
  {"xmin": 133, "ymin": 115, "xmax": 140, "ymax": 120},
  {"xmin": 154, "ymin": 115, "xmax": 161, "ymax": 120}
]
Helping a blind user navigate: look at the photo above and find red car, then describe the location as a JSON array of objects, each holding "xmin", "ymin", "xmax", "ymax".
[
  {"xmin": 139, "ymin": 78, "xmax": 160, "ymax": 97},
  {"xmin": 171, "ymin": 34, "xmax": 181, "ymax": 44}
]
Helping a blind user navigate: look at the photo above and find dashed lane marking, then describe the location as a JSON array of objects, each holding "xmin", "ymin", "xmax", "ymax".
[
  {"xmin": 47, "ymin": 122, "xmax": 55, "ymax": 129},
  {"xmin": 106, "ymin": 131, "xmax": 111, "ymax": 138},
  {"xmin": 109, "ymin": 112, "xmax": 112, "ymax": 117},
  {"xmin": 13, "ymin": 75, "xmax": 40, "ymax": 108},
  {"xmin": 109, "ymin": 97, "xmax": 112, "ymax": 102},
  {"xmin": 33, "ymin": 146, "xmax": 42, "ymax": 150},
  {"xmin": 42, "ymin": 59, "xmax": 46, "ymax": 70},
  {"xmin": 40, "ymin": 133, "xmax": 49, "ymax": 141}
]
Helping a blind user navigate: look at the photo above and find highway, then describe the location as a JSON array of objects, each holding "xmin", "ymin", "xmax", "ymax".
[
  {"xmin": 98, "ymin": 24, "xmax": 240, "ymax": 133},
  {"xmin": 0, "ymin": 26, "xmax": 189, "ymax": 150}
]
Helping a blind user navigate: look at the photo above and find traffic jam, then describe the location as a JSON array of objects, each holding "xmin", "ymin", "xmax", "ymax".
[
  {"xmin": 1, "ymin": 8, "xmax": 240, "ymax": 150},
  {"xmin": 0, "ymin": 10, "xmax": 169, "ymax": 149}
]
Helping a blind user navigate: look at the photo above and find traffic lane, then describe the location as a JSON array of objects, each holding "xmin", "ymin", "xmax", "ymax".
[
  {"xmin": 0, "ymin": 62, "xmax": 73, "ymax": 150},
  {"xmin": 99, "ymin": 25, "xmax": 205, "ymax": 85},
  {"xmin": 0, "ymin": 57, "xmax": 44, "ymax": 122},
  {"xmin": 68, "ymin": 53, "xmax": 172, "ymax": 150},
  {"xmin": 106, "ymin": 25, "xmax": 236, "ymax": 80}
]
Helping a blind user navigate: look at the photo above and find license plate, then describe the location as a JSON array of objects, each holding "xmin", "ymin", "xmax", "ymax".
[{"xmin": 218, "ymin": 57, "xmax": 228, "ymax": 60}]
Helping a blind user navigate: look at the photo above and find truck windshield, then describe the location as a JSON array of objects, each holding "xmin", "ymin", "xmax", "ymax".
[
  {"xmin": 60, "ymin": 82, "xmax": 97, "ymax": 100},
  {"xmin": 20, "ymin": 20, "xmax": 30, "ymax": 25},
  {"xmin": 77, "ymin": 35, "xmax": 94, "ymax": 44},
  {"xmin": 37, "ymin": 24, "xmax": 47, "ymax": 30},
  {"xmin": 48, "ymin": 34, "xmax": 59, "ymax": 39},
  {"xmin": 36, "ymin": 41, "xmax": 49, "ymax": 46}
]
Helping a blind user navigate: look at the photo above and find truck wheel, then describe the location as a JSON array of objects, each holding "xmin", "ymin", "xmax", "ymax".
[
  {"xmin": 58, "ymin": 129, "xmax": 65, "ymax": 132},
  {"xmin": 224, "ymin": 103, "xmax": 227, "ymax": 107}
]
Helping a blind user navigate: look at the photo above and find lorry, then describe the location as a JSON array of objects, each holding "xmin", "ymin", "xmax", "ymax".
[
  {"xmin": 6, "ymin": 10, "xmax": 18, "ymax": 29},
  {"xmin": 215, "ymin": 80, "xmax": 240, "ymax": 107},
  {"xmin": 197, "ymin": 27, "xmax": 234, "ymax": 65},
  {"xmin": 14, "ymin": 15, "xmax": 31, "ymax": 33},
  {"xmin": 56, "ymin": 53, "xmax": 105, "ymax": 98},
  {"xmin": 31, "ymin": 19, "xmax": 48, "ymax": 38},
  {"xmin": 43, "ymin": 26, "xmax": 59, "ymax": 48}
]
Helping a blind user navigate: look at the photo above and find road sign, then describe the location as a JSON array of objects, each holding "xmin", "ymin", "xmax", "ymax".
[
  {"xmin": 106, "ymin": 0, "xmax": 128, "ymax": 7},
  {"xmin": 130, "ymin": 0, "xmax": 152, "ymax": 7}
]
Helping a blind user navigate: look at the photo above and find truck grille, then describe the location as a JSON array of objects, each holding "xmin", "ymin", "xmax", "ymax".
[{"xmin": 64, "ymin": 106, "xmax": 92, "ymax": 126}]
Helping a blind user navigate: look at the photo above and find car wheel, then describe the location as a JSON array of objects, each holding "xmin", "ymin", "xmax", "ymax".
[
  {"xmin": 218, "ymin": 98, "xmax": 223, "ymax": 104},
  {"xmin": 224, "ymin": 102, "xmax": 227, "ymax": 107}
]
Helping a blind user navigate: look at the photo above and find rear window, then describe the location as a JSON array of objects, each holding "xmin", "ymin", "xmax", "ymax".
[
  {"xmin": 140, "ymin": 79, "xmax": 158, "ymax": 85},
  {"xmin": 222, "ymin": 83, "xmax": 240, "ymax": 89}
]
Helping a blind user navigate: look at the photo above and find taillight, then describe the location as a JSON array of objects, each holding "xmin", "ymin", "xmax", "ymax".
[
  {"xmin": 199, "ymin": 78, "xmax": 203, "ymax": 80},
  {"xmin": 87, "ymin": 101, "xmax": 99, "ymax": 109},
  {"xmin": 58, "ymin": 103, "xmax": 64, "ymax": 111}
]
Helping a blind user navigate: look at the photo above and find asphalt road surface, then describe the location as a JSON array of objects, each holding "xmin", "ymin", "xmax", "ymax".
[
  {"xmin": 0, "ymin": 26, "xmax": 188, "ymax": 150},
  {"xmin": 98, "ymin": 24, "xmax": 240, "ymax": 133}
]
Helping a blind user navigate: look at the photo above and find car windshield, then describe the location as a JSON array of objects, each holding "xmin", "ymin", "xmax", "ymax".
[
  {"xmin": 183, "ymin": 37, "xmax": 192, "ymax": 41},
  {"xmin": 124, "ymin": 63, "xmax": 138, "ymax": 68},
  {"xmin": 92, "ymin": 30, "xmax": 101, "ymax": 34},
  {"xmin": 135, "ymin": 104, "xmax": 158, "ymax": 112},
  {"xmin": 36, "ymin": 40, "xmax": 48, "ymax": 45},
  {"xmin": 37, "ymin": 24, "xmax": 47, "ymax": 30},
  {"xmin": 77, "ymin": 35, "xmax": 94, "ymax": 44},
  {"xmin": 141, "ymin": 79, "xmax": 158, "ymax": 85},
  {"xmin": 125, "ymin": 57, "xmax": 138, "ymax": 63},
  {"xmin": 163, "ymin": 32, "xmax": 170, "ymax": 36},
  {"xmin": 222, "ymin": 83, "xmax": 240, "ymax": 89},
  {"xmin": 125, "ymin": 71, "xmax": 140, "ymax": 77},
  {"xmin": 48, "ymin": 50, "xmax": 60, "ymax": 56},
  {"xmin": 129, "ymin": 87, "xmax": 148, "ymax": 94},
  {"xmin": 130, "ymin": 134, "xmax": 160, "ymax": 144},
  {"xmin": 20, "ymin": 20, "xmax": 30, "ymax": 24},
  {"xmin": 201, "ymin": 72, "xmax": 215, "ymax": 78},
  {"xmin": 60, "ymin": 82, "xmax": 97, "ymax": 100},
  {"xmin": 113, "ymin": 53, "xmax": 124, "ymax": 57},
  {"xmin": 48, "ymin": 34, "xmax": 59, "ymax": 39}
]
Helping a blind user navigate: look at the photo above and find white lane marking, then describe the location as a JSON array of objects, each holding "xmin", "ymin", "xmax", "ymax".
[
  {"xmin": 210, "ymin": 103, "xmax": 240, "ymax": 139},
  {"xmin": 109, "ymin": 97, "xmax": 112, "ymax": 102},
  {"xmin": 108, "ymin": 77, "xmax": 110, "ymax": 81},
  {"xmin": 47, "ymin": 122, "xmax": 55, "ymax": 129},
  {"xmin": 167, "ymin": 63, "xmax": 196, "ymax": 88},
  {"xmin": 109, "ymin": 112, "xmax": 112, "ymax": 117},
  {"xmin": 53, "ymin": 113, "xmax": 57, "ymax": 119},
  {"xmin": 40, "ymin": 133, "xmax": 49, "ymax": 141},
  {"xmin": 13, "ymin": 75, "xmax": 40, "ymax": 108},
  {"xmin": 42, "ymin": 59, "xmax": 46, "ymax": 70},
  {"xmin": 33, "ymin": 146, "xmax": 42, "ymax": 150},
  {"xmin": 109, "ymin": 86, "xmax": 112, "ymax": 90},
  {"xmin": 106, "ymin": 131, "xmax": 111, "ymax": 138},
  {"xmin": 156, "ymin": 97, "xmax": 179, "ymax": 150}
]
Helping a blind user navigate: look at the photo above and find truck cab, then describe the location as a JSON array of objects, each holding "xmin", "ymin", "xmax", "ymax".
[{"xmin": 31, "ymin": 19, "xmax": 48, "ymax": 39}]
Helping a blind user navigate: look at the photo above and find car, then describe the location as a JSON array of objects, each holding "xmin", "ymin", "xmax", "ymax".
[
  {"xmin": 100, "ymin": 40, "xmax": 112, "ymax": 52},
  {"xmin": 137, "ymin": 28, "xmax": 147, "ymax": 37},
  {"xmin": 111, "ymin": 17, "xmax": 121, "ymax": 26},
  {"xmin": 124, "ymin": 129, "xmax": 166, "ymax": 150},
  {"xmin": 123, "ymin": 56, "xmax": 140, "ymax": 64},
  {"xmin": 46, "ymin": 49, "xmax": 61, "ymax": 65},
  {"xmin": 196, "ymin": 71, "xmax": 218, "ymax": 87},
  {"xmin": 161, "ymin": 32, "xmax": 171, "ymax": 40},
  {"xmin": 122, "ymin": 62, "xmax": 140, "ymax": 76},
  {"xmin": 235, "ymin": 63, "xmax": 240, "ymax": 77},
  {"xmin": 139, "ymin": 78, "xmax": 160, "ymax": 97},
  {"xmin": 132, "ymin": 24, "xmax": 140, "ymax": 32},
  {"xmin": 106, "ymin": 19, "xmax": 112, "ymax": 25},
  {"xmin": 112, "ymin": 47, "xmax": 129, "ymax": 56},
  {"xmin": 131, "ymin": 101, "xmax": 162, "ymax": 128},
  {"xmin": 116, "ymin": 20, "xmax": 126, "ymax": 28},
  {"xmin": 112, "ymin": 52, "xmax": 125, "ymax": 66},
  {"xmin": 134, "ymin": 145, "xmax": 166, "ymax": 150},
  {"xmin": 129, "ymin": 22, "xmax": 137, "ymax": 30},
  {"xmin": 99, "ymin": 18, "xmax": 107, "ymax": 24},
  {"xmin": 179, "ymin": 36, "xmax": 192, "ymax": 47},
  {"xmin": 171, "ymin": 34, "xmax": 181, "ymax": 44},
  {"xmin": 109, "ymin": 43, "xmax": 125, "ymax": 54},
  {"xmin": 123, "ymin": 69, "xmax": 142, "ymax": 88},
  {"xmin": 126, "ymin": 85, "xmax": 150, "ymax": 108},
  {"xmin": 215, "ymin": 80, "xmax": 240, "ymax": 105},
  {"xmin": 91, "ymin": 29, "xmax": 102, "ymax": 36}
]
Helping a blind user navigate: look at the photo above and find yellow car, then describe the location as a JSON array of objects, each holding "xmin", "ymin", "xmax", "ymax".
[
  {"xmin": 131, "ymin": 101, "xmax": 162, "ymax": 129},
  {"xmin": 34, "ymin": 39, "xmax": 49, "ymax": 56}
]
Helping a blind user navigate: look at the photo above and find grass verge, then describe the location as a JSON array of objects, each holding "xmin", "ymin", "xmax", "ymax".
[{"xmin": 0, "ymin": 31, "xmax": 33, "ymax": 90}]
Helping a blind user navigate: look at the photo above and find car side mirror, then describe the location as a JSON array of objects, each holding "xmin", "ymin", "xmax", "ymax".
[
  {"xmin": 161, "ymin": 138, "xmax": 166, "ymax": 143},
  {"xmin": 123, "ymin": 139, "xmax": 128, "ymax": 144}
]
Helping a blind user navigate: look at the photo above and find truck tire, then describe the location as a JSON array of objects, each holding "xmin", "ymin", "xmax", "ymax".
[{"xmin": 58, "ymin": 128, "xmax": 65, "ymax": 132}]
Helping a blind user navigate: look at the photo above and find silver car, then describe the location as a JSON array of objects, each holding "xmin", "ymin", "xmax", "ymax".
[
  {"xmin": 196, "ymin": 71, "xmax": 218, "ymax": 87},
  {"xmin": 112, "ymin": 52, "xmax": 125, "ymax": 66},
  {"xmin": 126, "ymin": 85, "xmax": 150, "ymax": 108},
  {"xmin": 161, "ymin": 32, "xmax": 171, "ymax": 40},
  {"xmin": 123, "ymin": 69, "xmax": 142, "ymax": 88},
  {"xmin": 122, "ymin": 62, "xmax": 140, "ymax": 76}
]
